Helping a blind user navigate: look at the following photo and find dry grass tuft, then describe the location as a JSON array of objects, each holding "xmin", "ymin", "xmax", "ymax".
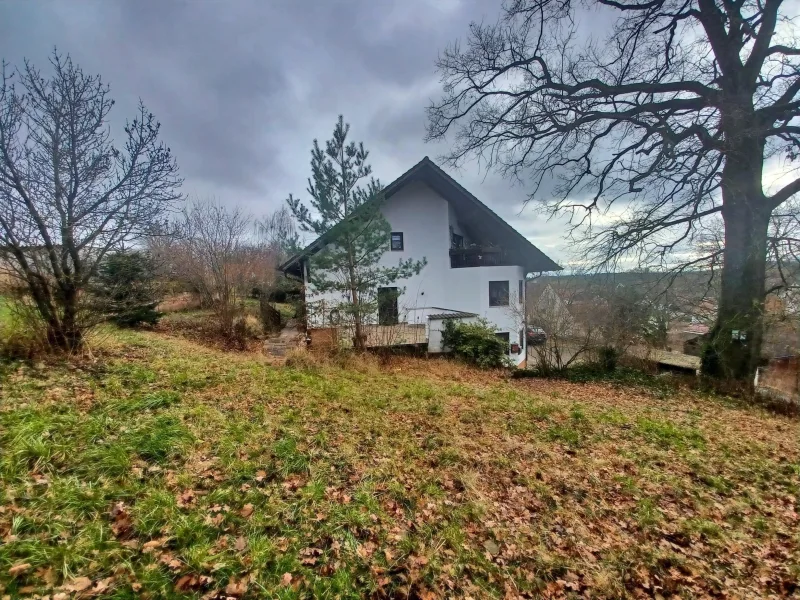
[{"xmin": 157, "ymin": 292, "xmax": 202, "ymax": 313}]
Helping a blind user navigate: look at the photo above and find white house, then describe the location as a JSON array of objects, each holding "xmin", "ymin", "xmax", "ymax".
[{"xmin": 279, "ymin": 157, "xmax": 561, "ymax": 366}]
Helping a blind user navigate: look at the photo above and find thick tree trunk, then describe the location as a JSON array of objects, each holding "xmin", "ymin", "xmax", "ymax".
[
  {"xmin": 704, "ymin": 139, "xmax": 769, "ymax": 383},
  {"xmin": 706, "ymin": 206, "xmax": 770, "ymax": 381}
]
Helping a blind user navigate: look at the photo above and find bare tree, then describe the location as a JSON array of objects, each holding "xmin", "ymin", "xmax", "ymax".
[
  {"xmin": 177, "ymin": 200, "xmax": 251, "ymax": 338},
  {"xmin": 0, "ymin": 51, "xmax": 181, "ymax": 350},
  {"xmin": 768, "ymin": 197, "xmax": 800, "ymax": 295},
  {"xmin": 526, "ymin": 279, "xmax": 593, "ymax": 372},
  {"xmin": 174, "ymin": 200, "xmax": 280, "ymax": 342},
  {"xmin": 526, "ymin": 274, "xmax": 654, "ymax": 372},
  {"xmin": 253, "ymin": 206, "xmax": 302, "ymax": 333},
  {"xmin": 428, "ymin": 0, "xmax": 800, "ymax": 382},
  {"xmin": 255, "ymin": 205, "xmax": 300, "ymax": 260}
]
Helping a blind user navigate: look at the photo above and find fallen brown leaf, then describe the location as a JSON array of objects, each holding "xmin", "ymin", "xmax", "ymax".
[
  {"xmin": 110, "ymin": 502, "xmax": 134, "ymax": 539},
  {"xmin": 225, "ymin": 577, "xmax": 248, "ymax": 596},
  {"xmin": 8, "ymin": 562, "xmax": 32, "ymax": 577},
  {"xmin": 62, "ymin": 576, "xmax": 92, "ymax": 592},
  {"xmin": 141, "ymin": 537, "xmax": 169, "ymax": 552},
  {"xmin": 35, "ymin": 565, "xmax": 58, "ymax": 586}
]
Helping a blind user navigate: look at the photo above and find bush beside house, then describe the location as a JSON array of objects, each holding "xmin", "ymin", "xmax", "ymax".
[{"xmin": 441, "ymin": 318, "xmax": 511, "ymax": 368}]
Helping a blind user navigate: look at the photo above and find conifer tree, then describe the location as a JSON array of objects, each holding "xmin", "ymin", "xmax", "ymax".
[
  {"xmin": 91, "ymin": 250, "xmax": 162, "ymax": 327},
  {"xmin": 288, "ymin": 116, "xmax": 425, "ymax": 349}
]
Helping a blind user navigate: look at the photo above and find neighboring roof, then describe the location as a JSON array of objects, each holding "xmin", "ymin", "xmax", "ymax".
[
  {"xmin": 427, "ymin": 310, "xmax": 478, "ymax": 320},
  {"xmin": 683, "ymin": 323, "xmax": 710, "ymax": 335},
  {"xmin": 279, "ymin": 156, "xmax": 562, "ymax": 276}
]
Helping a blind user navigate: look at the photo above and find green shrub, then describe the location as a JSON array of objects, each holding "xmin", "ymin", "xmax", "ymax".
[
  {"xmin": 259, "ymin": 295, "xmax": 283, "ymax": 334},
  {"xmin": 90, "ymin": 251, "xmax": 163, "ymax": 327},
  {"xmin": 441, "ymin": 318, "xmax": 511, "ymax": 368},
  {"xmin": 597, "ymin": 345, "xmax": 619, "ymax": 372}
]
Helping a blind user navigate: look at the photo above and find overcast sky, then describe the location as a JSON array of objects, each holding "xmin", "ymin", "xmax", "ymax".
[{"xmin": 0, "ymin": 0, "xmax": 577, "ymax": 264}]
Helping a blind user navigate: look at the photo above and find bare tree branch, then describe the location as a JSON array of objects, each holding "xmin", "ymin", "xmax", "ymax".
[{"xmin": 428, "ymin": 0, "xmax": 800, "ymax": 380}]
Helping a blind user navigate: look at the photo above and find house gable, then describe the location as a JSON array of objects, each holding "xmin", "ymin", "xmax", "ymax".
[{"xmin": 279, "ymin": 157, "xmax": 561, "ymax": 277}]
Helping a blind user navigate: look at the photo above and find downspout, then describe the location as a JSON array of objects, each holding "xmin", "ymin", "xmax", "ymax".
[{"xmin": 522, "ymin": 271, "xmax": 528, "ymax": 369}]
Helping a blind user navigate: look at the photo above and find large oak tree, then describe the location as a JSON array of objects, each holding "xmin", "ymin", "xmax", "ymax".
[{"xmin": 427, "ymin": 0, "xmax": 800, "ymax": 381}]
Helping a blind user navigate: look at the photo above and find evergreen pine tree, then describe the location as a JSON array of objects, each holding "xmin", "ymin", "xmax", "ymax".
[
  {"xmin": 91, "ymin": 251, "xmax": 163, "ymax": 327},
  {"xmin": 287, "ymin": 116, "xmax": 425, "ymax": 349}
]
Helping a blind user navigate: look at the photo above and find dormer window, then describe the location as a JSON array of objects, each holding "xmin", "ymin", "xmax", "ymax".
[{"xmin": 390, "ymin": 232, "xmax": 404, "ymax": 251}]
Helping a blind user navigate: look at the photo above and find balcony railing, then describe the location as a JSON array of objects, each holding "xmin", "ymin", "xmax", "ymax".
[{"xmin": 449, "ymin": 245, "xmax": 510, "ymax": 268}]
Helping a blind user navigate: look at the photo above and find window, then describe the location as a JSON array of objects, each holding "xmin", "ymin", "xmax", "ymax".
[
  {"xmin": 495, "ymin": 332, "xmax": 510, "ymax": 351},
  {"xmin": 518, "ymin": 279, "xmax": 524, "ymax": 303},
  {"xmin": 390, "ymin": 232, "xmax": 404, "ymax": 251},
  {"xmin": 489, "ymin": 280, "xmax": 509, "ymax": 307},
  {"xmin": 452, "ymin": 232, "xmax": 464, "ymax": 249}
]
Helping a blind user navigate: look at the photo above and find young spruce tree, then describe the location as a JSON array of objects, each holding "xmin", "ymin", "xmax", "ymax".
[
  {"xmin": 91, "ymin": 251, "xmax": 163, "ymax": 327},
  {"xmin": 287, "ymin": 116, "xmax": 425, "ymax": 350}
]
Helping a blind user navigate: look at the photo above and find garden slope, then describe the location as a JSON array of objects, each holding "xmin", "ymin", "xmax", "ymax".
[{"xmin": 1, "ymin": 330, "xmax": 798, "ymax": 598}]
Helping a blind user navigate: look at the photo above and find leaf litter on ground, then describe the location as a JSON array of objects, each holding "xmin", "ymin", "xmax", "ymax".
[{"xmin": 0, "ymin": 328, "xmax": 797, "ymax": 598}]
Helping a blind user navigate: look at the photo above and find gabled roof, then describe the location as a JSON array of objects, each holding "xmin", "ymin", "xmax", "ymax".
[{"xmin": 279, "ymin": 156, "xmax": 561, "ymax": 276}]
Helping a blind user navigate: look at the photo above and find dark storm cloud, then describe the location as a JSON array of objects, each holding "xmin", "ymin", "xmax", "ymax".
[{"xmin": 0, "ymin": 0, "xmax": 571, "ymax": 262}]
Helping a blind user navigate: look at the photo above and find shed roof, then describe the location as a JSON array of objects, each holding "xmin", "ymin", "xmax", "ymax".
[{"xmin": 427, "ymin": 310, "xmax": 478, "ymax": 320}]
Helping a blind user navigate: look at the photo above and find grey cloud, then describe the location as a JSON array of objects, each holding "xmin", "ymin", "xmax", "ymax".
[{"xmin": 0, "ymin": 0, "xmax": 571, "ymax": 263}]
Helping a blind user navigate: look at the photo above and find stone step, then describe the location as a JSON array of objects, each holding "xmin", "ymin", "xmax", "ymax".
[{"xmin": 264, "ymin": 342, "xmax": 291, "ymax": 357}]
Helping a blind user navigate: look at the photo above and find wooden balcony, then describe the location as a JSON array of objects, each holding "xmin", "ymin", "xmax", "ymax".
[{"xmin": 449, "ymin": 245, "xmax": 511, "ymax": 268}]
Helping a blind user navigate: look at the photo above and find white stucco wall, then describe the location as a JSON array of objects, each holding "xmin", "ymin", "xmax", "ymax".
[
  {"xmin": 381, "ymin": 181, "xmax": 452, "ymax": 315},
  {"xmin": 304, "ymin": 181, "xmax": 528, "ymax": 365},
  {"xmin": 306, "ymin": 180, "xmax": 451, "ymax": 323},
  {"xmin": 438, "ymin": 265, "xmax": 527, "ymax": 365}
]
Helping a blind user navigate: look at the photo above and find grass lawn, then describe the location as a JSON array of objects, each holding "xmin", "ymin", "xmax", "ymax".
[
  {"xmin": 0, "ymin": 296, "xmax": 11, "ymax": 326},
  {"xmin": 0, "ymin": 329, "xmax": 798, "ymax": 598}
]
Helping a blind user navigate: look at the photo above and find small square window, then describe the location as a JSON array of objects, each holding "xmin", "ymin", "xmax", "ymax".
[
  {"xmin": 390, "ymin": 232, "xmax": 404, "ymax": 251},
  {"xmin": 489, "ymin": 280, "xmax": 509, "ymax": 307}
]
